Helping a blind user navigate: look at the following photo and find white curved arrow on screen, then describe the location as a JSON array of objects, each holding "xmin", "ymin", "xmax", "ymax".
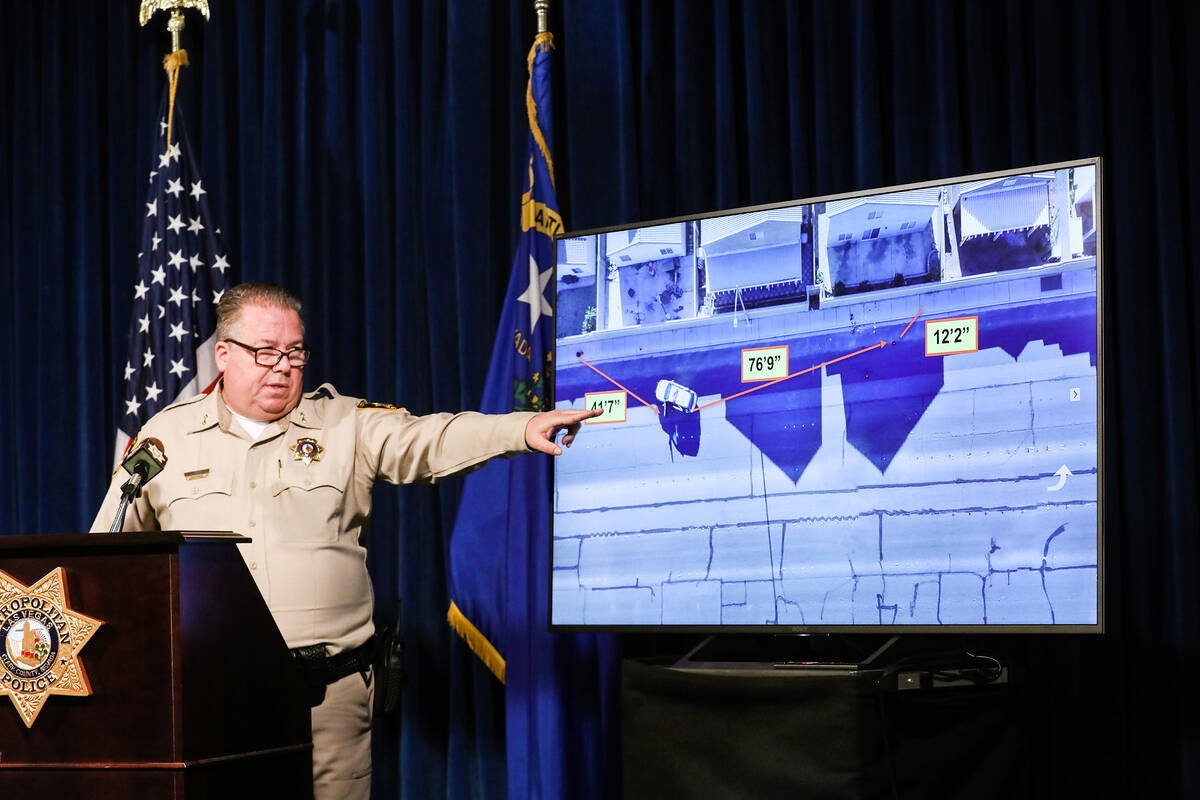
[{"xmin": 1047, "ymin": 465, "xmax": 1072, "ymax": 492}]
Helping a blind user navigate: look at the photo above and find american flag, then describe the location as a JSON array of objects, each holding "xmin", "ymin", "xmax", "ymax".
[{"xmin": 113, "ymin": 89, "xmax": 233, "ymax": 465}]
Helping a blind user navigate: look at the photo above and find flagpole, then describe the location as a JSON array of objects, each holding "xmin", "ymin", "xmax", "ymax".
[
  {"xmin": 535, "ymin": 0, "xmax": 549, "ymax": 34},
  {"xmin": 139, "ymin": 1, "xmax": 211, "ymax": 156},
  {"xmin": 112, "ymin": 0, "xmax": 233, "ymax": 470}
]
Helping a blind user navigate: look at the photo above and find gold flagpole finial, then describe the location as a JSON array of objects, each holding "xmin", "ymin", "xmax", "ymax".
[
  {"xmin": 534, "ymin": 0, "xmax": 550, "ymax": 35},
  {"xmin": 140, "ymin": 1, "xmax": 209, "ymax": 151},
  {"xmin": 139, "ymin": 0, "xmax": 210, "ymax": 54}
]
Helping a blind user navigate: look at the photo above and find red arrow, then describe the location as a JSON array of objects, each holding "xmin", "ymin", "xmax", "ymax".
[
  {"xmin": 694, "ymin": 340, "xmax": 887, "ymax": 412},
  {"xmin": 900, "ymin": 306, "xmax": 924, "ymax": 339},
  {"xmin": 577, "ymin": 307, "xmax": 924, "ymax": 416},
  {"xmin": 577, "ymin": 357, "xmax": 660, "ymax": 414}
]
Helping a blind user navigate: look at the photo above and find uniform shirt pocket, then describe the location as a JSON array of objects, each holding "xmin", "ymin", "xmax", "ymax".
[
  {"xmin": 269, "ymin": 460, "xmax": 346, "ymax": 543},
  {"xmin": 157, "ymin": 469, "xmax": 236, "ymax": 533}
]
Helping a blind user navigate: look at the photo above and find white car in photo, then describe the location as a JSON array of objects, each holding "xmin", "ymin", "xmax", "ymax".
[{"xmin": 655, "ymin": 379, "xmax": 699, "ymax": 413}]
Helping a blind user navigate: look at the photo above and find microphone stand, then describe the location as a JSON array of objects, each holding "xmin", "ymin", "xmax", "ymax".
[{"xmin": 108, "ymin": 468, "xmax": 147, "ymax": 533}]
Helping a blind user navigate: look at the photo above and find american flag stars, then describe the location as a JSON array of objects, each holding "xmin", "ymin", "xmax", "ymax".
[{"xmin": 117, "ymin": 97, "xmax": 232, "ymax": 444}]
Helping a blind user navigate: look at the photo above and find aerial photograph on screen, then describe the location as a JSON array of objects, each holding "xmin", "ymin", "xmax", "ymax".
[{"xmin": 552, "ymin": 162, "xmax": 1099, "ymax": 629}]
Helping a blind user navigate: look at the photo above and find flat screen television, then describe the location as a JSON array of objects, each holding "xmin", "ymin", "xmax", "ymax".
[{"xmin": 551, "ymin": 158, "xmax": 1102, "ymax": 633}]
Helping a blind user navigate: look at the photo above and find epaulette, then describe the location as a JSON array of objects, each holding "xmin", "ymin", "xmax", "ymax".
[
  {"xmin": 308, "ymin": 385, "xmax": 335, "ymax": 400},
  {"xmin": 357, "ymin": 399, "xmax": 406, "ymax": 412}
]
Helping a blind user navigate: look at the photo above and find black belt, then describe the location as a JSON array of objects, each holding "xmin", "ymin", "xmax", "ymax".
[{"xmin": 290, "ymin": 636, "xmax": 376, "ymax": 706}]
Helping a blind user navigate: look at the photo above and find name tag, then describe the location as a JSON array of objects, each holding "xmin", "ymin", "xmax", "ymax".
[{"xmin": 184, "ymin": 469, "xmax": 210, "ymax": 481}]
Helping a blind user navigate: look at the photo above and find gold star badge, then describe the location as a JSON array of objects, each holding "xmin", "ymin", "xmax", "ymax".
[
  {"xmin": 0, "ymin": 568, "xmax": 104, "ymax": 728},
  {"xmin": 291, "ymin": 437, "xmax": 324, "ymax": 465}
]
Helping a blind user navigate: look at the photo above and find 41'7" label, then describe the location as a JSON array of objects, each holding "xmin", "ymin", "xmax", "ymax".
[{"xmin": 584, "ymin": 390, "xmax": 627, "ymax": 423}]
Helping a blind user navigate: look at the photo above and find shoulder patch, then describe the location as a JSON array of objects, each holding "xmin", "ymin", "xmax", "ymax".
[{"xmin": 356, "ymin": 399, "xmax": 405, "ymax": 411}]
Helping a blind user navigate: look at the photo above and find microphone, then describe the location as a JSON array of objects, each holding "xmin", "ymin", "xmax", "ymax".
[
  {"xmin": 108, "ymin": 437, "xmax": 167, "ymax": 532},
  {"xmin": 121, "ymin": 436, "xmax": 168, "ymax": 484}
]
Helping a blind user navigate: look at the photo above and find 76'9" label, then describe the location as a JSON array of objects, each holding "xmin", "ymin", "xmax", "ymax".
[{"xmin": 742, "ymin": 345, "xmax": 789, "ymax": 382}]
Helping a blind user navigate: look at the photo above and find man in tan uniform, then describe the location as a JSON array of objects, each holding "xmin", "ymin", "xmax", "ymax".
[{"xmin": 92, "ymin": 281, "xmax": 596, "ymax": 799}]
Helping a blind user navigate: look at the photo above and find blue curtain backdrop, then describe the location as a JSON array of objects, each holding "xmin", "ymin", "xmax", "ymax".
[{"xmin": 1, "ymin": 1, "xmax": 1197, "ymax": 798}]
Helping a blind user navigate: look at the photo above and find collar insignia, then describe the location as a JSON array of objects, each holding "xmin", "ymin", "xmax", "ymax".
[
  {"xmin": 291, "ymin": 437, "xmax": 324, "ymax": 466},
  {"xmin": 1, "ymin": 568, "xmax": 104, "ymax": 728}
]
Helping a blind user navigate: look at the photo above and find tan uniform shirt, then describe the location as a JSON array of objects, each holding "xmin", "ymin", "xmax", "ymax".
[{"xmin": 91, "ymin": 383, "xmax": 535, "ymax": 654}]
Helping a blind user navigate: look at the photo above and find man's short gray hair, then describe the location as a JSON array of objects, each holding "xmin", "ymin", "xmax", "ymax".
[{"xmin": 215, "ymin": 281, "xmax": 305, "ymax": 341}]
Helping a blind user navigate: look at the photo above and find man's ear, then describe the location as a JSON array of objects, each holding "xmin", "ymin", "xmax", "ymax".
[{"xmin": 214, "ymin": 339, "xmax": 230, "ymax": 372}]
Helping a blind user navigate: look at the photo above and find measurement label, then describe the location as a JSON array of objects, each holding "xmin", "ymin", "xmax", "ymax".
[
  {"xmin": 925, "ymin": 316, "xmax": 979, "ymax": 356},
  {"xmin": 742, "ymin": 345, "xmax": 789, "ymax": 382},
  {"xmin": 584, "ymin": 390, "xmax": 627, "ymax": 423}
]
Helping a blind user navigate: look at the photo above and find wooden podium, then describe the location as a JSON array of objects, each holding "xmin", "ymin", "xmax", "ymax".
[{"xmin": 0, "ymin": 532, "xmax": 313, "ymax": 798}]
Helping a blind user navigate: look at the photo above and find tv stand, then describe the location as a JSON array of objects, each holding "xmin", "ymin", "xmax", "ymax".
[{"xmin": 625, "ymin": 636, "xmax": 1020, "ymax": 798}]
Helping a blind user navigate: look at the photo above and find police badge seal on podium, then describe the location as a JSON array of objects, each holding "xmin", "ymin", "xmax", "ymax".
[{"xmin": 0, "ymin": 568, "xmax": 104, "ymax": 728}]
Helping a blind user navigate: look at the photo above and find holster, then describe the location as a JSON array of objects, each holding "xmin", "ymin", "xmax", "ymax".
[{"xmin": 372, "ymin": 625, "xmax": 405, "ymax": 716}]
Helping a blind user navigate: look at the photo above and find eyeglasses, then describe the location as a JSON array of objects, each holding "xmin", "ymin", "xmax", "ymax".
[{"xmin": 224, "ymin": 339, "xmax": 312, "ymax": 368}]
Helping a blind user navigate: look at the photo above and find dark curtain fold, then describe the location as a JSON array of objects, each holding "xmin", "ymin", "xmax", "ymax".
[{"xmin": 2, "ymin": 1, "xmax": 1198, "ymax": 798}]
